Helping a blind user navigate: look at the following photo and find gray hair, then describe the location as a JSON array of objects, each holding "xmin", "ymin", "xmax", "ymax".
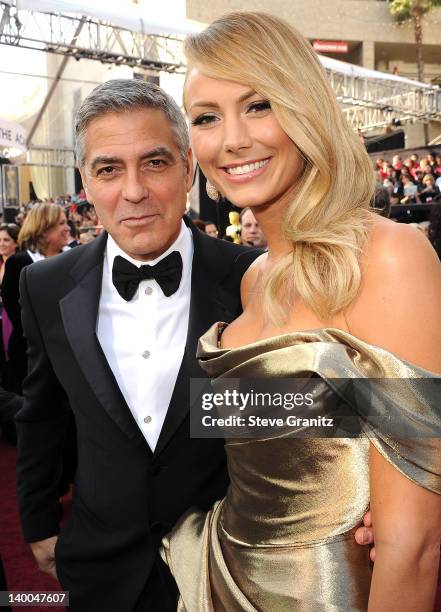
[{"xmin": 74, "ymin": 79, "xmax": 189, "ymax": 166}]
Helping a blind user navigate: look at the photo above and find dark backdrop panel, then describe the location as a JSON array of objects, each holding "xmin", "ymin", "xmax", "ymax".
[
  {"xmin": 74, "ymin": 168, "xmax": 83, "ymax": 193},
  {"xmin": 365, "ymin": 130, "xmax": 405, "ymax": 154}
]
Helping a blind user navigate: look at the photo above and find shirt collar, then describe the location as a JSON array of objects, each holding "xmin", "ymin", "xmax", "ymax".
[{"xmin": 106, "ymin": 218, "xmax": 193, "ymax": 274}]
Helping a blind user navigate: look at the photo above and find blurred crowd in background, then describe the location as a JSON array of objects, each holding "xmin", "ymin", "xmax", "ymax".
[{"xmin": 375, "ymin": 150, "xmax": 441, "ymax": 205}]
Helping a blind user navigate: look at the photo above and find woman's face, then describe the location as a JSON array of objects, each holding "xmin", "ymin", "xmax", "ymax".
[
  {"xmin": 0, "ymin": 229, "xmax": 17, "ymax": 259},
  {"xmin": 185, "ymin": 69, "xmax": 303, "ymax": 209},
  {"xmin": 43, "ymin": 212, "xmax": 70, "ymax": 252}
]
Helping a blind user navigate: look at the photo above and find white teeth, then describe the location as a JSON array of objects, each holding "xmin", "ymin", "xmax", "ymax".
[{"xmin": 226, "ymin": 158, "xmax": 269, "ymax": 175}]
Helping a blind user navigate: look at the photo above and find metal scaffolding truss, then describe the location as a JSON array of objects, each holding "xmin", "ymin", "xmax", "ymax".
[
  {"xmin": 0, "ymin": 2, "xmax": 185, "ymax": 73},
  {"xmin": 25, "ymin": 146, "xmax": 76, "ymax": 168},
  {"xmin": 0, "ymin": 2, "xmax": 440, "ymax": 136},
  {"xmin": 326, "ymin": 69, "xmax": 441, "ymax": 132}
]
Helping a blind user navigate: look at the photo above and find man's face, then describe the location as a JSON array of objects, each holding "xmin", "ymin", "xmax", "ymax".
[
  {"xmin": 241, "ymin": 209, "xmax": 266, "ymax": 247},
  {"xmin": 205, "ymin": 223, "xmax": 218, "ymax": 238},
  {"xmin": 79, "ymin": 108, "xmax": 192, "ymax": 261}
]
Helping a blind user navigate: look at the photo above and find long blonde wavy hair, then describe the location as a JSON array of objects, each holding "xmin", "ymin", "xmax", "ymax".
[{"xmin": 184, "ymin": 11, "xmax": 375, "ymax": 323}]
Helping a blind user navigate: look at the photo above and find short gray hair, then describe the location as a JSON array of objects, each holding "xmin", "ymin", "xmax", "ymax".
[{"xmin": 74, "ymin": 79, "xmax": 189, "ymax": 166}]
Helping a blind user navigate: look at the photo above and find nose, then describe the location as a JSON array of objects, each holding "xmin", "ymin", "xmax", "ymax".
[
  {"xmin": 223, "ymin": 115, "xmax": 252, "ymax": 154},
  {"xmin": 122, "ymin": 168, "xmax": 149, "ymax": 203}
]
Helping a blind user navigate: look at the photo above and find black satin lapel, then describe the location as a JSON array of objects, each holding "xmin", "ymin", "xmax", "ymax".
[
  {"xmin": 154, "ymin": 235, "xmax": 239, "ymax": 457},
  {"xmin": 59, "ymin": 260, "xmax": 147, "ymax": 446}
]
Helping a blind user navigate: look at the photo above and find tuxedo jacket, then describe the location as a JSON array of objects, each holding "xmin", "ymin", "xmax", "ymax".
[{"xmin": 16, "ymin": 220, "xmax": 260, "ymax": 611}]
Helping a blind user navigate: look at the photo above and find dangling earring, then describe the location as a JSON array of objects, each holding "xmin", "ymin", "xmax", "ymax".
[{"xmin": 206, "ymin": 180, "xmax": 220, "ymax": 201}]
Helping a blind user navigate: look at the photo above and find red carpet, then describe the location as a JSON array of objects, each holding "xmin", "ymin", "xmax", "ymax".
[
  {"xmin": 0, "ymin": 440, "xmax": 67, "ymax": 612},
  {"xmin": 1, "ymin": 439, "xmax": 441, "ymax": 611}
]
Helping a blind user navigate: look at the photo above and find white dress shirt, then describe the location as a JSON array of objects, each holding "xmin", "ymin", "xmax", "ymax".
[{"xmin": 97, "ymin": 221, "xmax": 193, "ymax": 450}]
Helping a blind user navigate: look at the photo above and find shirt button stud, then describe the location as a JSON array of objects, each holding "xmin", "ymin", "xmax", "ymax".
[
  {"xmin": 144, "ymin": 415, "xmax": 152, "ymax": 424},
  {"xmin": 145, "ymin": 286, "xmax": 153, "ymax": 295},
  {"xmin": 142, "ymin": 350, "xmax": 150, "ymax": 359}
]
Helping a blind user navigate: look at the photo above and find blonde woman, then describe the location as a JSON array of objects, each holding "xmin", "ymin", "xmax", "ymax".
[
  {"xmin": 2, "ymin": 203, "xmax": 70, "ymax": 390},
  {"xmin": 161, "ymin": 12, "xmax": 441, "ymax": 611}
]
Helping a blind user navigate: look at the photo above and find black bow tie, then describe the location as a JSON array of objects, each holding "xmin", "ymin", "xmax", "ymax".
[{"xmin": 112, "ymin": 251, "xmax": 183, "ymax": 301}]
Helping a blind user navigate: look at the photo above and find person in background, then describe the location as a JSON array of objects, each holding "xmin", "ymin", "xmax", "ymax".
[
  {"xmin": 434, "ymin": 153, "xmax": 441, "ymax": 178},
  {"xmin": 401, "ymin": 174, "xmax": 420, "ymax": 204},
  {"xmin": 67, "ymin": 219, "xmax": 80, "ymax": 248},
  {"xmin": 2, "ymin": 203, "xmax": 70, "ymax": 391},
  {"xmin": 373, "ymin": 185, "xmax": 391, "ymax": 218},
  {"xmin": 205, "ymin": 222, "xmax": 218, "ymax": 238},
  {"xmin": 392, "ymin": 154, "xmax": 402, "ymax": 170},
  {"xmin": 419, "ymin": 174, "xmax": 440, "ymax": 204},
  {"xmin": 390, "ymin": 193, "xmax": 401, "ymax": 206},
  {"xmin": 193, "ymin": 219, "xmax": 218, "ymax": 238},
  {"xmin": 400, "ymin": 165, "xmax": 412, "ymax": 180},
  {"xmin": 240, "ymin": 207, "xmax": 267, "ymax": 248},
  {"xmin": 410, "ymin": 152, "xmax": 419, "ymax": 166},
  {"xmin": 421, "ymin": 162, "xmax": 434, "ymax": 176},
  {"xmin": 414, "ymin": 167, "xmax": 425, "ymax": 191},
  {"xmin": 403, "ymin": 157, "xmax": 415, "ymax": 177},
  {"xmin": 0, "ymin": 224, "xmax": 19, "ymax": 285},
  {"xmin": 0, "ymin": 223, "xmax": 20, "ymax": 389},
  {"xmin": 79, "ymin": 230, "xmax": 96, "ymax": 245},
  {"xmin": 427, "ymin": 151, "xmax": 437, "ymax": 172}
]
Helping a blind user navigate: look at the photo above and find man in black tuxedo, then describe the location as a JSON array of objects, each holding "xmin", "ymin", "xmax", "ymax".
[{"xmin": 15, "ymin": 79, "xmax": 260, "ymax": 611}]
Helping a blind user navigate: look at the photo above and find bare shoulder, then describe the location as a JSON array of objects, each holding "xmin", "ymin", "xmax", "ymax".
[
  {"xmin": 240, "ymin": 252, "xmax": 267, "ymax": 308},
  {"xmin": 360, "ymin": 216, "xmax": 441, "ymax": 296},
  {"xmin": 348, "ymin": 216, "xmax": 441, "ymax": 371},
  {"xmin": 364, "ymin": 216, "xmax": 437, "ymax": 266}
]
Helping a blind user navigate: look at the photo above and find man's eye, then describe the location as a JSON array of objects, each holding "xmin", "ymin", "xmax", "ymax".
[
  {"xmin": 191, "ymin": 114, "xmax": 217, "ymax": 126},
  {"xmin": 148, "ymin": 159, "xmax": 165, "ymax": 167},
  {"xmin": 97, "ymin": 166, "xmax": 114, "ymax": 176},
  {"xmin": 248, "ymin": 100, "xmax": 271, "ymax": 113}
]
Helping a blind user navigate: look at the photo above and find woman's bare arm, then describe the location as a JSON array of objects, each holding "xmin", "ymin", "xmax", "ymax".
[
  {"xmin": 368, "ymin": 446, "xmax": 441, "ymax": 612},
  {"xmin": 349, "ymin": 218, "xmax": 441, "ymax": 611}
]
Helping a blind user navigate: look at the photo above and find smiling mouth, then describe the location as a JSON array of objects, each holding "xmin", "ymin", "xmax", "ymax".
[{"xmin": 223, "ymin": 158, "xmax": 270, "ymax": 176}]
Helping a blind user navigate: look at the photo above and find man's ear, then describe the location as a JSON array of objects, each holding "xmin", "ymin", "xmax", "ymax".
[{"xmin": 186, "ymin": 148, "xmax": 194, "ymax": 192}]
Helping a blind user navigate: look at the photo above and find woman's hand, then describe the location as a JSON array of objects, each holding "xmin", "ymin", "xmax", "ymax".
[{"xmin": 354, "ymin": 511, "xmax": 375, "ymax": 561}]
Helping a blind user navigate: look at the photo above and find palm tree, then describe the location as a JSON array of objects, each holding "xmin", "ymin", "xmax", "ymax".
[{"xmin": 390, "ymin": 0, "xmax": 441, "ymax": 82}]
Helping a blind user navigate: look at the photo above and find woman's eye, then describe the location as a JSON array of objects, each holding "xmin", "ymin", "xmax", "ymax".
[
  {"xmin": 248, "ymin": 100, "xmax": 271, "ymax": 113},
  {"xmin": 191, "ymin": 114, "xmax": 217, "ymax": 126}
]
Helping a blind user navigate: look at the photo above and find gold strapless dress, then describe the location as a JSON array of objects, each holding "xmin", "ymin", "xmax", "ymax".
[{"xmin": 161, "ymin": 325, "xmax": 441, "ymax": 612}]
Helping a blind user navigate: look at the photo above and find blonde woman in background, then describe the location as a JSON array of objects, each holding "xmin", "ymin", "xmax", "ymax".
[
  {"xmin": 2, "ymin": 203, "xmax": 70, "ymax": 391},
  {"xmin": 161, "ymin": 12, "xmax": 441, "ymax": 611}
]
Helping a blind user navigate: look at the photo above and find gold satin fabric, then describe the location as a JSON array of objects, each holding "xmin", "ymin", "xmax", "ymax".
[{"xmin": 161, "ymin": 325, "xmax": 441, "ymax": 611}]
